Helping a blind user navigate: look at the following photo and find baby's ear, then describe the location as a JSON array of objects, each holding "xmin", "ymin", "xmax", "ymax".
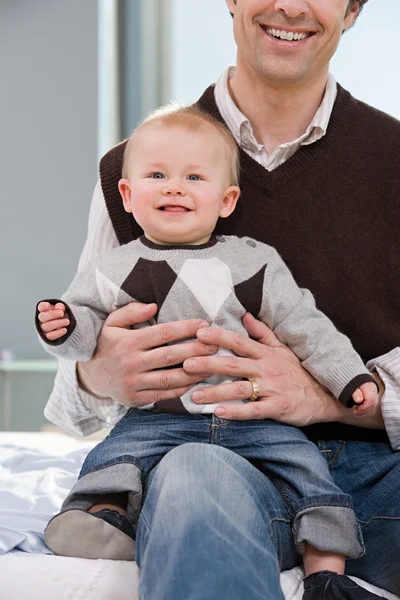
[
  {"xmin": 118, "ymin": 178, "xmax": 133, "ymax": 213},
  {"xmin": 219, "ymin": 186, "xmax": 241, "ymax": 218}
]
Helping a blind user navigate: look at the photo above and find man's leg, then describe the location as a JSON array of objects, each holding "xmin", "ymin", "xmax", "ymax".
[
  {"xmin": 136, "ymin": 443, "xmax": 298, "ymax": 600},
  {"xmin": 324, "ymin": 440, "xmax": 400, "ymax": 596}
]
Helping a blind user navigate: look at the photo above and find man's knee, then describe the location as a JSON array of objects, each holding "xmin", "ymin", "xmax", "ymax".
[
  {"xmin": 152, "ymin": 443, "xmax": 245, "ymax": 499},
  {"xmin": 148, "ymin": 443, "xmax": 285, "ymax": 522},
  {"xmin": 154, "ymin": 442, "xmax": 263, "ymax": 490}
]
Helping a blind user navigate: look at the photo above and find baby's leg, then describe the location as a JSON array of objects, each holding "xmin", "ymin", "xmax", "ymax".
[
  {"xmin": 88, "ymin": 492, "xmax": 128, "ymax": 516},
  {"xmin": 303, "ymin": 544, "xmax": 345, "ymax": 575},
  {"xmin": 303, "ymin": 546, "xmax": 384, "ymax": 598},
  {"xmin": 45, "ymin": 429, "xmax": 158, "ymax": 562},
  {"xmin": 45, "ymin": 410, "xmax": 211, "ymax": 560}
]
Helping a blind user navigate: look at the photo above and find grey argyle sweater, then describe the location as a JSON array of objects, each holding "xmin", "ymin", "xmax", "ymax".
[{"xmin": 36, "ymin": 235, "xmax": 375, "ymax": 412}]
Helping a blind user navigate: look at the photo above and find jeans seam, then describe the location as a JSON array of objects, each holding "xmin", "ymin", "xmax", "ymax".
[
  {"xmin": 82, "ymin": 458, "xmax": 142, "ymax": 477},
  {"xmin": 211, "ymin": 422, "xmax": 221, "ymax": 445},
  {"xmin": 295, "ymin": 499, "xmax": 355, "ymax": 509},
  {"xmin": 272, "ymin": 477, "xmax": 295, "ymax": 519},
  {"xmin": 138, "ymin": 507, "xmax": 151, "ymax": 532},
  {"xmin": 210, "ymin": 415, "xmax": 230, "ymax": 445},
  {"xmin": 327, "ymin": 441, "xmax": 347, "ymax": 467},
  {"xmin": 360, "ymin": 514, "xmax": 400, "ymax": 527}
]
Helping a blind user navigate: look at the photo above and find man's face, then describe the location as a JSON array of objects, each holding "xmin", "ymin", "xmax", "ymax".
[{"xmin": 226, "ymin": 0, "xmax": 359, "ymax": 86}]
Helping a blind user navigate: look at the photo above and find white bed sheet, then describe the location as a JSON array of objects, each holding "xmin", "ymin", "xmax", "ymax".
[
  {"xmin": 0, "ymin": 432, "xmax": 398, "ymax": 600},
  {"xmin": 0, "ymin": 551, "xmax": 397, "ymax": 600},
  {"xmin": 0, "ymin": 551, "xmax": 138, "ymax": 600},
  {"xmin": 0, "ymin": 432, "xmax": 97, "ymax": 554}
]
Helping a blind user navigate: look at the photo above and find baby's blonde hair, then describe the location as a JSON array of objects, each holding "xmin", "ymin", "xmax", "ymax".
[{"xmin": 122, "ymin": 103, "xmax": 240, "ymax": 186}]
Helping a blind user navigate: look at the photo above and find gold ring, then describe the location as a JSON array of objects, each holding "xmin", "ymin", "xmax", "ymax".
[{"xmin": 249, "ymin": 379, "xmax": 260, "ymax": 401}]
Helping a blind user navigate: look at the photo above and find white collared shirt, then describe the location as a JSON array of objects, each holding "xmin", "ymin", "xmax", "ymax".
[{"xmin": 214, "ymin": 66, "xmax": 337, "ymax": 171}]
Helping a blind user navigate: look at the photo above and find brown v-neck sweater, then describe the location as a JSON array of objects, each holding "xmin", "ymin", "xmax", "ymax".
[{"xmin": 99, "ymin": 84, "xmax": 400, "ymax": 444}]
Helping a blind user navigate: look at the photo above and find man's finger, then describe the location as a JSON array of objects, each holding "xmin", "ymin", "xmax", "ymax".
[
  {"xmin": 214, "ymin": 398, "xmax": 280, "ymax": 421},
  {"xmin": 242, "ymin": 313, "xmax": 284, "ymax": 348},
  {"xmin": 125, "ymin": 385, "xmax": 194, "ymax": 407},
  {"xmin": 132, "ymin": 319, "xmax": 211, "ymax": 350},
  {"xmin": 196, "ymin": 327, "xmax": 265, "ymax": 359},
  {"xmin": 192, "ymin": 379, "xmax": 253, "ymax": 404},
  {"xmin": 135, "ymin": 368, "xmax": 211, "ymax": 393},
  {"xmin": 144, "ymin": 339, "xmax": 218, "ymax": 371},
  {"xmin": 104, "ymin": 302, "xmax": 158, "ymax": 329},
  {"xmin": 184, "ymin": 355, "xmax": 255, "ymax": 377}
]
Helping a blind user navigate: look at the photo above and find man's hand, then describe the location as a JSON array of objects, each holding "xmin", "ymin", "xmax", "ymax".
[
  {"xmin": 184, "ymin": 313, "xmax": 333, "ymax": 426},
  {"xmin": 77, "ymin": 302, "xmax": 217, "ymax": 407},
  {"xmin": 184, "ymin": 313, "xmax": 384, "ymax": 429}
]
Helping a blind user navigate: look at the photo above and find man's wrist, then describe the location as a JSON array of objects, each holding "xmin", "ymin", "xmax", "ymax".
[
  {"xmin": 301, "ymin": 375, "xmax": 339, "ymax": 425},
  {"xmin": 76, "ymin": 361, "xmax": 111, "ymax": 400},
  {"xmin": 313, "ymin": 385, "xmax": 343, "ymax": 424}
]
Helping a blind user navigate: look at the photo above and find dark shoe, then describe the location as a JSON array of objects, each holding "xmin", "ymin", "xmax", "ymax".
[
  {"xmin": 303, "ymin": 571, "xmax": 384, "ymax": 599},
  {"xmin": 91, "ymin": 508, "xmax": 136, "ymax": 539}
]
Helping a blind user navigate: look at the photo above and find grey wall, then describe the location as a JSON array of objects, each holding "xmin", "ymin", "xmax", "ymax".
[
  {"xmin": 119, "ymin": 0, "xmax": 171, "ymax": 139},
  {"xmin": 0, "ymin": 0, "xmax": 98, "ymax": 429},
  {"xmin": 119, "ymin": 0, "xmax": 142, "ymax": 137}
]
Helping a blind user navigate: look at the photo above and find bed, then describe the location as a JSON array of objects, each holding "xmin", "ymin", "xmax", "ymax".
[{"xmin": 0, "ymin": 431, "xmax": 397, "ymax": 600}]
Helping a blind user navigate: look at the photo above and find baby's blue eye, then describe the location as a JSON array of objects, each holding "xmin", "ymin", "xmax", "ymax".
[
  {"xmin": 188, "ymin": 174, "xmax": 200, "ymax": 181},
  {"xmin": 151, "ymin": 172, "xmax": 164, "ymax": 179}
]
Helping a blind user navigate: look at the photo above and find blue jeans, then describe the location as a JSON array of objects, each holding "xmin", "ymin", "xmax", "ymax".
[
  {"xmin": 59, "ymin": 411, "xmax": 400, "ymax": 598},
  {"xmin": 136, "ymin": 437, "xmax": 400, "ymax": 600},
  {"xmin": 73, "ymin": 410, "xmax": 362, "ymax": 558}
]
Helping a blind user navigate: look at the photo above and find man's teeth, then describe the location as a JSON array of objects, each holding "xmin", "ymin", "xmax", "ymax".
[{"xmin": 266, "ymin": 28, "xmax": 309, "ymax": 41}]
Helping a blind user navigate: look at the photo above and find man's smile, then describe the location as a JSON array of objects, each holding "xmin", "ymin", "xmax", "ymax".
[{"xmin": 260, "ymin": 24, "xmax": 317, "ymax": 45}]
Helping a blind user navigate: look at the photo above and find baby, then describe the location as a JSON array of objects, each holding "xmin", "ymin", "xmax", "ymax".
[{"xmin": 37, "ymin": 105, "xmax": 380, "ymax": 600}]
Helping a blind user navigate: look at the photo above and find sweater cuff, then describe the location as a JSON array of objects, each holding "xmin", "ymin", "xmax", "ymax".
[
  {"xmin": 338, "ymin": 374, "xmax": 379, "ymax": 408},
  {"xmin": 35, "ymin": 299, "xmax": 77, "ymax": 346}
]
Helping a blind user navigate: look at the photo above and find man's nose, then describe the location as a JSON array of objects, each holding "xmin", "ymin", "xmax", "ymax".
[{"xmin": 273, "ymin": 0, "xmax": 309, "ymax": 19}]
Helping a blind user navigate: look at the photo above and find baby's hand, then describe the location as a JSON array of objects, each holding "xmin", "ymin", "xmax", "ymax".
[
  {"xmin": 37, "ymin": 301, "xmax": 70, "ymax": 341},
  {"xmin": 351, "ymin": 381, "xmax": 379, "ymax": 416}
]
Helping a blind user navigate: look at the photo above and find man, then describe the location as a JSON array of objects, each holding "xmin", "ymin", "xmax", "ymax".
[{"xmin": 45, "ymin": 1, "xmax": 400, "ymax": 598}]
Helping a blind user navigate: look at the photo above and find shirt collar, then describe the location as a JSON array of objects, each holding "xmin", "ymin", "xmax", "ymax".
[{"xmin": 214, "ymin": 66, "xmax": 337, "ymax": 153}]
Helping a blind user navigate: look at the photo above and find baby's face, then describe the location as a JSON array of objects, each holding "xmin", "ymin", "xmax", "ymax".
[{"xmin": 121, "ymin": 123, "xmax": 237, "ymax": 246}]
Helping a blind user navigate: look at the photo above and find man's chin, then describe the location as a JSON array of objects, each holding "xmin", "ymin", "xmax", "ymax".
[{"xmin": 254, "ymin": 60, "xmax": 312, "ymax": 86}]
